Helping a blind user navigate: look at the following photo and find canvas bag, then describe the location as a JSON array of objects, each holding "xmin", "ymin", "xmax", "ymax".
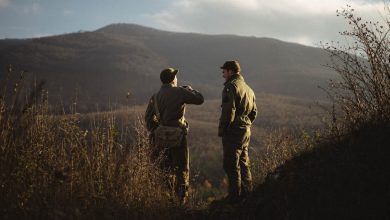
[{"xmin": 153, "ymin": 95, "xmax": 183, "ymax": 148}]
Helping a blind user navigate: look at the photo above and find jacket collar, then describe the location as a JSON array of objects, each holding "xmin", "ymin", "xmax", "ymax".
[
  {"xmin": 161, "ymin": 83, "xmax": 174, "ymax": 89},
  {"xmin": 224, "ymin": 73, "xmax": 243, "ymax": 85}
]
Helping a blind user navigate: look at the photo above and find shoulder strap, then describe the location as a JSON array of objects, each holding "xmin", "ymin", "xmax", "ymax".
[{"xmin": 153, "ymin": 94, "xmax": 161, "ymax": 122}]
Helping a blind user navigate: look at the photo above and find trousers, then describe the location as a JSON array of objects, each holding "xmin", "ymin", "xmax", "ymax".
[{"xmin": 222, "ymin": 127, "xmax": 253, "ymax": 200}]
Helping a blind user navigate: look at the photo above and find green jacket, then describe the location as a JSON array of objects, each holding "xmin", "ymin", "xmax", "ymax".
[
  {"xmin": 145, "ymin": 84, "xmax": 204, "ymax": 132},
  {"xmin": 218, "ymin": 74, "xmax": 257, "ymax": 137}
]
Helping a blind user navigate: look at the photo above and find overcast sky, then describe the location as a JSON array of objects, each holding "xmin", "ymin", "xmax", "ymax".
[{"xmin": 0, "ymin": 0, "xmax": 386, "ymax": 46}]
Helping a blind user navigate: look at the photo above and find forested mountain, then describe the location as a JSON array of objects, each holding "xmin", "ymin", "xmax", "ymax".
[{"xmin": 0, "ymin": 23, "xmax": 335, "ymax": 111}]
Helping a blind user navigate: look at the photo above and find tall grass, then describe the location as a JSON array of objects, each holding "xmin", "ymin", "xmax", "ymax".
[
  {"xmin": 0, "ymin": 75, "xmax": 177, "ymax": 219},
  {"xmin": 250, "ymin": 128, "xmax": 320, "ymax": 185}
]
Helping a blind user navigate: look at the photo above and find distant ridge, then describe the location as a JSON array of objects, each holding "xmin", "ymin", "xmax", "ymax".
[{"xmin": 0, "ymin": 23, "xmax": 336, "ymax": 111}]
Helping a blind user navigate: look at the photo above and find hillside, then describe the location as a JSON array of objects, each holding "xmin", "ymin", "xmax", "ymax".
[
  {"xmin": 0, "ymin": 23, "xmax": 335, "ymax": 111},
  {"xmin": 207, "ymin": 121, "xmax": 390, "ymax": 219}
]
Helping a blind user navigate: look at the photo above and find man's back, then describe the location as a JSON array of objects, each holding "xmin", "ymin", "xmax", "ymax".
[
  {"xmin": 156, "ymin": 84, "xmax": 203, "ymax": 127},
  {"xmin": 145, "ymin": 84, "xmax": 204, "ymax": 131}
]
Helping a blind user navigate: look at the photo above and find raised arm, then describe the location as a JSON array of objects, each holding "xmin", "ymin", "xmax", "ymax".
[{"xmin": 181, "ymin": 87, "xmax": 204, "ymax": 105}]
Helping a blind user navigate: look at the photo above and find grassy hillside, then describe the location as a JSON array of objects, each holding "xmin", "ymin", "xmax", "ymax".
[
  {"xmin": 2, "ymin": 78, "xmax": 388, "ymax": 219},
  {"xmin": 218, "ymin": 121, "xmax": 390, "ymax": 220},
  {"xmin": 75, "ymin": 94, "xmax": 328, "ymax": 190},
  {"xmin": 0, "ymin": 84, "xmax": 328, "ymax": 218}
]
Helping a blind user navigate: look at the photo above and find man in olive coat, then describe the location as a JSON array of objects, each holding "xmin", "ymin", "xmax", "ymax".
[
  {"xmin": 145, "ymin": 67, "xmax": 204, "ymax": 204},
  {"xmin": 218, "ymin": 60, "xmax": 257, "ymax": 203}
]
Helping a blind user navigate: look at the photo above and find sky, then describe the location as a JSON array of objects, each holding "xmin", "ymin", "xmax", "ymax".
[{"xmin": 0, "ymin": 0, "xmax": 387, "ymax": 46}]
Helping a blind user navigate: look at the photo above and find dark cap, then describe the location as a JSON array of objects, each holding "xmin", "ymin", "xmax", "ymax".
[
  {"xmin": 220, "ymin": 60, "xmax": 241, "ymax": 73},
  {"xmin": 160, "ymin": 68, "xmax": 178, "ymax": 84}
]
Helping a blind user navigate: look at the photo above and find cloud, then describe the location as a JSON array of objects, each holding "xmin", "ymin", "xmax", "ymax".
[
  {"xmin": 0, "ymin": 0, "xmax": 9, "ymax": 8},
  {"xmin": 148, "ymin": 0, "xmax": 386, "ymax": 46}
]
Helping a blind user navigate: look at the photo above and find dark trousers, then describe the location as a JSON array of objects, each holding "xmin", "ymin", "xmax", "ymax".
[
  {"xmin": 222, "ymin": 127, "xmax": 253, "ymax": 200},
  {"xmin": 152, "ymin": 135, "xmax": 189, "ymax": 199}
]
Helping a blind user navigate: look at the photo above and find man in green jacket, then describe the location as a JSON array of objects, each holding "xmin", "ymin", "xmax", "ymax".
[
  {"xmin": 218, "ymin": 60, "xmax": 257, "ymax": 203},
  {"xmin": 145, "ymin": 67, "xmax": 204, "ymax": 204}
]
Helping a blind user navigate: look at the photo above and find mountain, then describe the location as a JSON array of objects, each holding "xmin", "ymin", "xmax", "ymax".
[{"xmin": 0, "ymin": 24, "xmax": 336, "ymax": 111}]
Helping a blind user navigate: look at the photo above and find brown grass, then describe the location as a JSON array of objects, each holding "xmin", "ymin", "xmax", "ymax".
[
  {"xmin": 0, "ymin": 67, "xmax": 329, "ymax": 219},
  {"xmin": 0, "ymin": 82, "xmax": 182, "ymax": 219}
]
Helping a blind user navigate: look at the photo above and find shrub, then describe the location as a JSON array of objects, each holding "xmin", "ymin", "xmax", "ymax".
[{"xmin": 323, "ymin": 4, "xmax": 390, "ymax": 128}]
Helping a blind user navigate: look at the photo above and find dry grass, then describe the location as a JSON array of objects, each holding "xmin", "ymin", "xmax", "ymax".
[
  {"xmin": 0, "ymin": 66, "xmax": 333, "ymax": 219},
  {"xmin": 250, "ymin": 128, "xmax": 320, "ymax": 185},
  {"xmin": 0, "ymin": 80, "xmax": 183, "ymax": 219},
  {"xmin": 0, "ymin": 76, "xmax": 326, "ymax": 219}
]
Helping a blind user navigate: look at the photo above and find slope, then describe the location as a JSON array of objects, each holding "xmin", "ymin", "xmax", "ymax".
[{"xmin": 208, "ymin": 121, "xmax": 390, "ymax": 219}]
